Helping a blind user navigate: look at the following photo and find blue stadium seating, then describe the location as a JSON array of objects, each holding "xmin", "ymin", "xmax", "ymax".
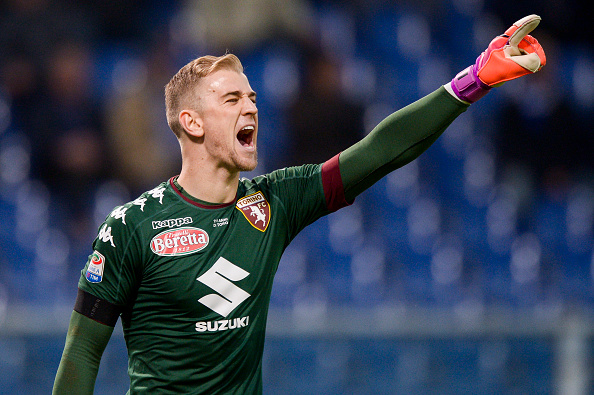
[{"xmin": 0, "ymin": 3, "xmax": 592, "ymax": 394}]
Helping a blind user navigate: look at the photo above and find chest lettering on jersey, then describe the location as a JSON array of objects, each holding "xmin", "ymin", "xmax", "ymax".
[
  {"xmin": 197, "ymin": 257, "xmax": 251, "ymax": 317},
  {"xmin": 195, "ymin": 316, "xmax": 249, "ymax": 333},
  {"xmin": 236, "ymin": 192, "xmax": 270, "ymax": 232},
  {"xmin": 152, "ymin": 216, "xmax": 193, "ymax": 230}
]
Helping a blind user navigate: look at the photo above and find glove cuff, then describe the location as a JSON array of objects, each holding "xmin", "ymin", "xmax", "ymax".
[{"xmin": 450, "ymin": 63, "xmax": 492, "ymax": 103}]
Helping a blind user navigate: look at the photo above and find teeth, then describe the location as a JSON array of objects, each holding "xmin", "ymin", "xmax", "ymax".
[{"xmin": 242, "ymin": 126, "xmax": 254, "ymax": 131}]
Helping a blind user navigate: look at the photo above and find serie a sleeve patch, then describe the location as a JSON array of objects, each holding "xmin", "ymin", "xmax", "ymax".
[{"xmin": 74, "ymin": 288, "xmax": 122, "ymax": 327}]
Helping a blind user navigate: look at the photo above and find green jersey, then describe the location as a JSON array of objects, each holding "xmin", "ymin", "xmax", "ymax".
[
  {"xmin": 69, "ymin": 87, "xmax": 468, "ymax": 395},
  {"xmin": 78, "ymin": 159, "xmax": 348, "ymax": 394}
]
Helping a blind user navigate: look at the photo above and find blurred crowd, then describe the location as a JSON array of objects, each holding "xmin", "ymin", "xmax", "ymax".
[{"xmin": 0, "ymin": 0, "xmax": 593, "ymax": 308}]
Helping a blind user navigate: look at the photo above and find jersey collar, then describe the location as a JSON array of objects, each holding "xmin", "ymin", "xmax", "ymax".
[{"xmin": 169, "ymin": 177, "xmax": 238, "ymax": 209}]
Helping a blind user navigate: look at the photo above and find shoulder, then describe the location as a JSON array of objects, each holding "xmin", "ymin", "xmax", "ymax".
[
  {"xmin": 96, "ymin": 180, "xmax": 179, "ymax": 245},
  {"xmin": 238, "ymin": 165, "xmax": 327, "ymax": 217},
  {"xmin": 242, "ymin": 164, "xmax": 323, "ymax": 189}
]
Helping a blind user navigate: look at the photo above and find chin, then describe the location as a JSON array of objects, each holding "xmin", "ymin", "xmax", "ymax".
[
  {"xmin": 235, "ymin": 155, "xmax": 258, "ymax": 172},
  {"xmin": 239, "ymin": 161, "xmax": 258, "ymax": 172}
]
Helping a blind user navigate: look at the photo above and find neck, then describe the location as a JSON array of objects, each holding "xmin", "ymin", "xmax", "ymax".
[{"xmin": 177, "ymin": 161, "xmax": 240, "ymax": 205}]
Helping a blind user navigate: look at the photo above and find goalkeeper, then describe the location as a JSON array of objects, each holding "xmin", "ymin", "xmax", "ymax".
[{"xmin": 53, "ymin": 15, "xmax": 546, "ymax": 394}]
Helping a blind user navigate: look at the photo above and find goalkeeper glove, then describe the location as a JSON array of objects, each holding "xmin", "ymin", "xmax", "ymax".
[{"xmin": 450, "ymin": 14, "xmax": 547, "ymax": 103}]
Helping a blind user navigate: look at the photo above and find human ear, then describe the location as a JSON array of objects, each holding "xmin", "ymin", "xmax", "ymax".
[{"xmin": 179, "ymin": 110, "xmax": 204, "ymax": 138}]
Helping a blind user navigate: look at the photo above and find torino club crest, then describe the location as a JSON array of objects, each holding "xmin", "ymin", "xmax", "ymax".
[{"xmin": 236, "ymin": 192, "xmax": 270, "ymax": 232}]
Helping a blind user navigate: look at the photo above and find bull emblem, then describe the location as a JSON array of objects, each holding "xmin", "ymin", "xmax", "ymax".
[{"xmin": 249, "ymin": 206, "xmax": 266, "ymax": 227}]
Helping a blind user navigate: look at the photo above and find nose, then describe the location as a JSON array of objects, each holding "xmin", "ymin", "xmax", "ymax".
[{"xmin": 241, "ymin": 96, "xmax": 258, "ymax": 115}]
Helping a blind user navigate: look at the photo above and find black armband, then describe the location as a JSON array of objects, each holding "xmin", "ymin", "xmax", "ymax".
[{"xmin": 74, "ymin": 289, "xmax": 122, "ymax": 327}]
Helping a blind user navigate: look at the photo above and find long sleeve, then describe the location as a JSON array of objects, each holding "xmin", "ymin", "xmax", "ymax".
[
  {"xmin": 338, "ymin": 86, "xmax": 468, "ymax": 202},
  {"xmin": 53, "ymin": 311, "xmax": 115, "ymax": 395}
]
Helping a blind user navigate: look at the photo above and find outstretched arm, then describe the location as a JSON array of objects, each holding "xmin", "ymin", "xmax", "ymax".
[
  {"xmin": 340, "ymin": 87, "xmax": 466, "ymax": 202},
  {"xmin": 337, "ymin": 14, "xmax": 546, "ymax": 203}
]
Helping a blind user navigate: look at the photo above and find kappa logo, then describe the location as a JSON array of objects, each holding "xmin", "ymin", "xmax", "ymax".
[
  {"xmin": 236, "ymin": 192, "xmax": 270, "ymax": 232},
  {"xmin": 132, "ymin": 196, "xmax": 147, "ymax": 211},
  {"xmin": 148, "ymin": 186, "xmax": 166, "ymax": 204},
  {"xmin": 110, "ymin": 206, "xmax": 128, "ymax": 225},
  {"xmin": 98, "ymin": 224, "xmax": 115, "ymax": 247},
  {"xmin": 152, "ymin": 216, "xmax": 193, "ymax": 230},
  {"xmin": 85, "ymin": 251, "xmax": 105, "ymax": 283}
]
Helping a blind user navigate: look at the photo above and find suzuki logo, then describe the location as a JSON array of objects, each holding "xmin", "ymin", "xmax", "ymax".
[{"xmin": 197, "ymin": 257, "xmax": 251, "ymax": 317}]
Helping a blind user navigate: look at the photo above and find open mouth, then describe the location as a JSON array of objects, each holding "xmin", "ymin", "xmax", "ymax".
[{"xmin": 237, "ymin": 125, "xmax": 255, "ymax": 148}]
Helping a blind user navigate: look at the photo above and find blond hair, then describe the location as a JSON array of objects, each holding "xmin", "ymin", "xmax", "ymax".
[{"xmin": 165, "ymin": 54, "xmax": 244, "ymax": 137}]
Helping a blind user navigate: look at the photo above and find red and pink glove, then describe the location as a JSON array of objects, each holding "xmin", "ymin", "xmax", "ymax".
[{"xmin": 450, "ymin": 14, "xmax": 547, "ymax": 103}]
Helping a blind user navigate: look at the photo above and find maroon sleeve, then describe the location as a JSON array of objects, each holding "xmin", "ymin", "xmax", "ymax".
[{"xmin": 321, "ymin": 153, "xmax": 353, "ymax": 212}]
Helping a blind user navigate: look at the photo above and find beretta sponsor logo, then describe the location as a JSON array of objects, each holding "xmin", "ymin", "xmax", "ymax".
[{"xmin": 150, "ymin": 227, "xmax": 209, "ymax": 256}]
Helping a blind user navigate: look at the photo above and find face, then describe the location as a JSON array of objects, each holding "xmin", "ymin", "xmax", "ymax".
[{"xmin": 197, "ymin": 69, "xmax": 258, "ymax": 173}]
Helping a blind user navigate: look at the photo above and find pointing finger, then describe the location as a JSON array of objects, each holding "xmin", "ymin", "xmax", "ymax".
[{"xmin": 507, "ymin": 14, "xmax": 541, "ymax": 48}]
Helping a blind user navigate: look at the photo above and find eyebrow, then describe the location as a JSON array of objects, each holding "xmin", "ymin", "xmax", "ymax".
[{"xmin": 222, "ymin": 90, "xmax": 257, "ymax": 100}]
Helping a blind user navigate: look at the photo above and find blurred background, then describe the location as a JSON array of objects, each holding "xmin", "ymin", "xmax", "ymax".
[{"xmin": 0, "ymin": 0, "xmax": 593, "ymax": 393}]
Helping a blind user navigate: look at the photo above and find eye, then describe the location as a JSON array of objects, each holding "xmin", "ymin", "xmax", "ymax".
[{"xmin": 226, "ymin": 98, "xmax": 239, "ymax": 103}]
